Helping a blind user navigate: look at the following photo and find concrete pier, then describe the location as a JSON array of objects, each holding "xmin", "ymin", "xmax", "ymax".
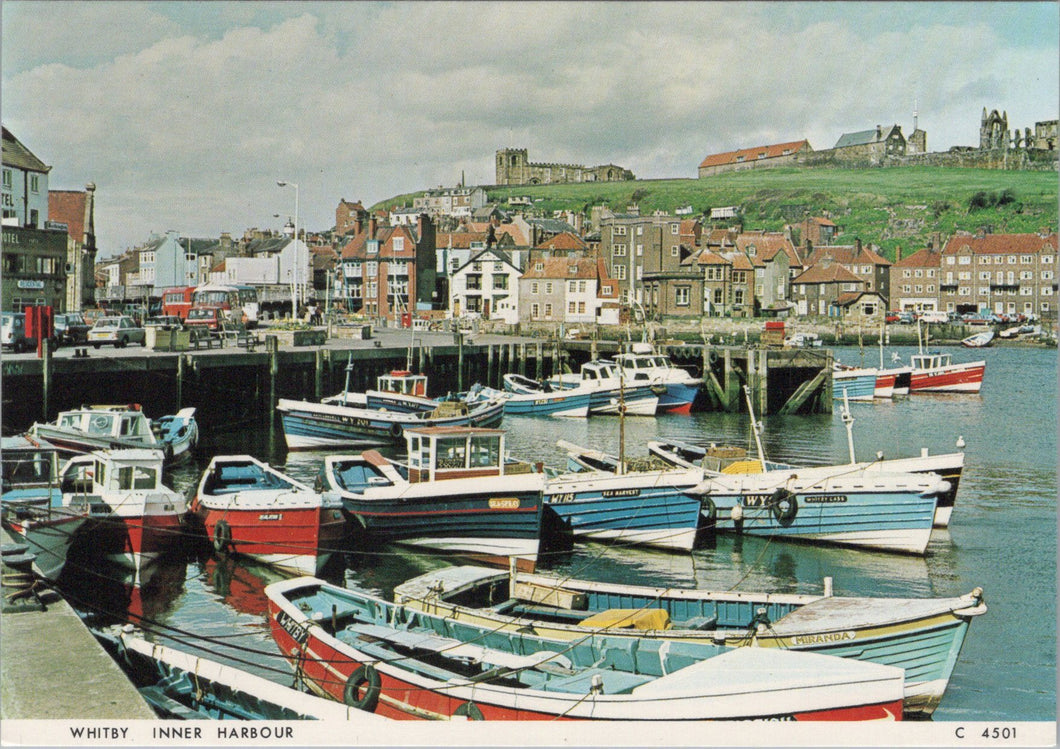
[{"xmin": 0, "ymin": 527, "xmax": 156, "ymax": 719}]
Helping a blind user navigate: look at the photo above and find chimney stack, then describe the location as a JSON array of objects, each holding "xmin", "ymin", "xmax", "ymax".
[
  {"xmin": 875, "ymin": 125, "xmax": 882, "ymax": 140},
  {"xmin": 895, "ymin": 244, "xmax": 902, "ymax": 262},
  {"xmin": 368, "ymin": 215, "xmax": 378, "ymax": 237},
  {"xmin": 855, "ymin": 238, "xmax": 863, "ymax": 253}
]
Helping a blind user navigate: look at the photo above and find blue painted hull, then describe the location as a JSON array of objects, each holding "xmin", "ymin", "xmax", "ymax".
[
  {"xmin": 278, "ymin": 400, "xmax": 504, "ymax": 450},
  {"xmin": 544, "ymin": 478, "xmax": 702, "ymax": 551},
  {"xmin": 709, "ymin": 487, "xmax": 937, "ymax": 554},
  {"xmin": 587, "ymin": 385, "xmax": 657, "ymax": 414},
  {"xmin": 832, "ymin": 372, "xmax": 877, "ymax": 401},
  {"xmin": 502, "ymin": 391, "xmax": 592, "ymax": 417},
  {"xmin": 657, "ymin": 382, "xmax": 700, "ymax": 412}
]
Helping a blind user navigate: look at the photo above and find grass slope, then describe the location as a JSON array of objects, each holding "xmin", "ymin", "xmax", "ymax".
[{"xmin": 375, "ymin": 166, "xmax": 1058, "ymax": 261}]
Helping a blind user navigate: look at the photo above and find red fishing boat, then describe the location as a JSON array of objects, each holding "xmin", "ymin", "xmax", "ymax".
[{"xmin": 191, "ymin": 455, "xmax": 347, "ymax": 575}]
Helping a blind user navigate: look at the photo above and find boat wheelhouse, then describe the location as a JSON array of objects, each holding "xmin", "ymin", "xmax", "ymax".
[
  {"xmin": 548, "ymin": 360, "xmax": 659, "ymax": 416},
  {"xmin": 908, "ymin": 351, "xmax": 986, "ymax": 393},
  {"xmin": 28, "ymin": 404, "xmax": 199, "ymax": 463},
  {"xmin": 320, "ymin": 426, "xmax": 553, "ymax": 564},
  {"xmin": 1, "ymin": 434, "xmax": 63, "ymax": 509},
  {"xmin": 612, "ymin": 347, "xmax": 702, "ymax": 414}
]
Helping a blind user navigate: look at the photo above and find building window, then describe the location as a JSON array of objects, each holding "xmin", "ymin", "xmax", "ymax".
[
  {"xmin": 29, "ymin": 174, "xmax": 39, "ymax": 193},
  {"xmin": 614, "ymin": 265, "xmax": 626, "ymax": 280},
  {"xmin": 531, "ymin": 303, "xmax": 539, "ymax": 318},
  {"xmin": 914, "ymin": 269, "xmax": 923, "ymax": 278},
  {"xmin": 534, "ymin": 262, "xmax": 544, "ymax": 271},
  {"xmin": 958, "ymin": 256, "xmax": 971, "ymax": 265},
  {"xmin": 568, "ymin": 280, "xmax": 576, "ymax": 293},
  {"xmin": 568, "ymin": 301, "xmax": 576, "ymax": 314},
  {"xmin": 979, "ymin": 271, "xmax": 991, "ymax": 280},
  {"xmin": 544, "ymin": 303, "xmax": 553, "ymax": 316},
  {"xmin": 1043, "ymin": 270, "xmax": 1054, "ymax": 280},
  {"xmin": 636, "ymin": 244, "xmax": 643, "ymax": 256},
  {"xmin": 545, "ymin": 282, "xmax": 553, "ymax": 294},
  {"xmin": 635, "ymin": 266, "xmax": 642, "ymax": 280},
  {"xmin": 530, "ymin": 282, "xmax": 538, "ymax": 294},
  {"xmin": 903, "ymin": 270, "xmax": 911, "ymax": 278},
  {"xmin": 671, "ymin": 224, "xmax": 679, "ymax": 235},
  {"xmin": 1043, "ymin": 255, "xmax": 1054, "ymax": 264},
  {"xmin": 613, "ymin": 244, "xmax": 626, "ymax": 257},
  {"xmin": 675, "ymin": 287, "xmax": 690, "ymax": 306},
  {"xmin": 713, "ymin": 288, "xmax": 723, "ymax": 304},
  {"xmin": 1008, "ymin": 256, "xmax": 1016, "ymax": 264},
  {"xmin": 1021, "ymin": 255, "xmax": 1033, "ymax": 264},
  {"xmin": 615, "ymin": 226, "xmax": 627, "ymax": 236},
  {"xmin": 671, "ymin": 245, "xmax": 680, "ymax": 257},
  {"xmin": 1, "ymin": 169, "xmax": 11, "ymax": 188}
]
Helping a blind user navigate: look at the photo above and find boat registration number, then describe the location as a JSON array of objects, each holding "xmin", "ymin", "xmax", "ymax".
[
  {"xmin": 489, "ymin": 497, "xmax": 520, "ymax": 510},
  {"xmin": 804, "ymin": 495, "xmax": 847, "ymax": 503},
  {"xmin": 275, "ymin": 610, "xmax": 309, "ymax": 645},
  {"xmin": 259, "ymin": 513, "xmax": 283, "ymax": 521},
  {"xmin": 550, "ymin": 493, "xmax": 577, "ymax": 504},
  {"xmin": 741, "ymin": 494, "xmax": 773, "ymax": 507}
]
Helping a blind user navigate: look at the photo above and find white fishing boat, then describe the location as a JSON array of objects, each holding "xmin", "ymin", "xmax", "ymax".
[
  {"xmin": 612, "ymin": 343, "xmax": 702, "ymax": 414},
  {"xmin": 548, "ymin": 360, "xmax": 658, "ymax": 416},
  {"xmin": 28, "ymin": 404, "xmax": 199, "ymax": 464}
]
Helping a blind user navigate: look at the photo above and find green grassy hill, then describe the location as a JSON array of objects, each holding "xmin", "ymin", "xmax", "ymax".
[{"xmin": 374, "ymin": 166, "xmax": 1058, "ymax": 261}]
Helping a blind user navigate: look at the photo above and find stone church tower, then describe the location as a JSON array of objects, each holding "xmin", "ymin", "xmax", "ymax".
[{"xmin": 980, "ymin": 108, "xmax": 1009, "ymax": 150}]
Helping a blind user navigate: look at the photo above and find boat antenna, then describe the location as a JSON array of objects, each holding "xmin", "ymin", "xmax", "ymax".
[
  {"xmin": 742, "ymin": 385, "xmax": 767, "ymax": 470},
  {"xmin": 617, "ymin": 365, "xmax": 626, "ymax": 475},
  {"xmin": 879, "ymin": 322, "xmax": 885, "ymax": 369},
  {"xmin": 841, "ymin": 388, "xmax": 856, "ymax": 464},
  {"xmin": 342, "ymin": 351, "xmax": 354, "ymax": 403}
]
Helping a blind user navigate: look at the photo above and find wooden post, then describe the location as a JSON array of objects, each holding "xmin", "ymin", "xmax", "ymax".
[
  {"xmin": 535, "ymin": 342, "xmax": 543, "ymax": 379},
  {"xmin": 487, "ymin": 344, "xmax": 495, "ymax": 387},
  {"xmin": 315, "ymin": 348, "xmax": 325, "ymax": 401},
  {"xmin": 519, "ymin": 344, "xmax": 528, "ymax": 376},
  {"xmin": 457, "ymin": 331, "xmax": 464, "ymax": 392},
  {"xmin": 176, "ymin": 353, "xmax": 185, "ymax": 410},
  {"xmin": 267, "ymin": 335, "xmax": 279, "ymax": 415}
]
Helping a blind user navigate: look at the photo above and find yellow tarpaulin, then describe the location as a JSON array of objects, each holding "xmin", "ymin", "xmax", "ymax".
[
  {"xmin": 579, "ymin": 608, "xmax": 672, "ymax": 631},
  {"xmin": 721, "ymin": 459, "xmax": 765, "ymax": 474}
]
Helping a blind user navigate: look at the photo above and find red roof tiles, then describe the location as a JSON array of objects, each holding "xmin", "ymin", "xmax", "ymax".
[{"xmin": 699, "ymin": 140, "xmax": 810, "ymax": 169}]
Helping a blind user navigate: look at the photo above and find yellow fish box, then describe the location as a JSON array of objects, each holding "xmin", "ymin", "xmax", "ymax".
[{"xmin": 579, "ymin": 608, "xmax": 672, "ymax": 631}]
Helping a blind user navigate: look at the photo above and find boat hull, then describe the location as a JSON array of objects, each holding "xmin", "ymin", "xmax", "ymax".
[
  {"xmin": 586, "ymin": 387, "xmax": 658, "ymax": 416},
  {"xmin": 193, "ymin": 503, "xmax": 347, "ymax": 576},
  {"xmin": 909, "ymin": 361, "xmax": 986, "ymax": 393},
  {"xmin": 501, "ymin": 390, "xmax": 592, "ymax": 418},
  {"xmin": 545, "ymin": 471, "xmax": 704, "ymax": 552},
  {"xmin": 278, "ymin": 399, "xmax": 505, "ymax": 450},
  {"xmin": 2, "ymin": 509, "xmax": 88, "ymax": 580},
  {"xmin": 657, "ymin": 381, "xmax": 700, "ymax": 414},
  {"xmin": 832, "ymin": 371, "xmax": 878, "ymax": 401}
]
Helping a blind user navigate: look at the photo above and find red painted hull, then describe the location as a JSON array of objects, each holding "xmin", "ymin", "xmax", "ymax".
[
  {"xmin": 909, "ymin": 362, "xmax": 985, "ymax": 393},
  {"xmin": 193, "ymin": 500, "xmax": 346, "ymax": 575},
  {"xmin": 658, "ymin": 401, "xmax": 693, "ymax": 415},
  {"xmin": 267, "ymin": 602, "xmax": 902, "ymax": 722}
]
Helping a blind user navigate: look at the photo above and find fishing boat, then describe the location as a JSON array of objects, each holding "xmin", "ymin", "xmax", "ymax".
[
  {"xmin": 393, "ymin": 565, "xmax": 987, "ymax": 717},
  {"xmin": 490, "ymin": 373, "xmax": 593, "ymax": 417},
  {"xmin": 58, "ymin": 449, "xmax": 187, "ymax": 572},
  {"xmin": 560, "ymin": 437, "xmax": 942, "ymax": 555},
  {"xmin": 548, "ymin": 360, "xmax": 659, "ymax": 416},
  {"xmin": 190, "ymin": 455, "xmax": 347, "ymax": 575},
  {"xmin": 612, "ymin": 344, "xmax": 702, "ymax": 414},
  {"xmin": 544, "ymin": 448, "xmax": 705, "ymax": 552},
  {"xmin": 961, "ymin": 330, "xmax": 995, "ymax": 348},
  {"xmin": 324, "ymin": 366, "xmax": 437, "ymax": 414},
  {"xmin": 28, "ymin": 403, "xmax": 200, "ymax": 464},
  {"xmin": 277, "ymin": 387, "xmax": 505, "ymax": 450},
  {"xmin": 267, "ymin": 575, "xmax": 906, "ymax": 721},
  {"xmin": 150, "ymin": 407, "xmax": 199, "ymax": 464},
  {"xmin": 318, "ymin": 427, "xmax": 555, "ymax": 564},
  {"xmin": 832, "ymin": 365, "xmax": 878, "ymax": 401},
  {"xmin": 113, "ymin": 631, "xmax": 388, "ymax": 722},
  {"xmin": 908, "ymin": 321, "xmax": 986, "ymax": 393}
]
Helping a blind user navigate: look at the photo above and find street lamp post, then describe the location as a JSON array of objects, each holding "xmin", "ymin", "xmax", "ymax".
[{"xmin": 277, "ymin": 180, "xmax": 299, "ymax": 317}]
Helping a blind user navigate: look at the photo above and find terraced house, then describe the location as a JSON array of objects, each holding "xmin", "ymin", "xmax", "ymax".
[
  {"xmin": 938, "ymin": 230, "xmax": 1058, "ymax": 319},
  {"xmin": 338, "ymin": 215, "xmax": 436, "ymax": 320},
  {"xmin": 519, "ymin": 256, "xmax": 618, "ymax": 325}
]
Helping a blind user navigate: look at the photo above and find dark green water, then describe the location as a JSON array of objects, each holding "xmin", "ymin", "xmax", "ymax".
[{"xmin": 61, "ymin": 344, "xmax": 1056, "ymax": 721}]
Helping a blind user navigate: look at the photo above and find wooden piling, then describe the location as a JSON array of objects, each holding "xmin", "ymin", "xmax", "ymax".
[
  {"xmin": 41, "ymin": 337, "xmax": 52, "ymax": 421},
  {"xmin": 535, "ymin": 342, "xmax": 543, "ymax": 379}
]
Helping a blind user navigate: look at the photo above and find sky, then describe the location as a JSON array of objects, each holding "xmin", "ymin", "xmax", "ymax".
[{"xmin": 2, "ymin": 1, "xmax": 1058, "ymax": 258}]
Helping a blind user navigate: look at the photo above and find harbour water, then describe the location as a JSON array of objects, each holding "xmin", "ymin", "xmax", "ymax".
[{"xmin": 56, "ymin": 343, "xmax": 1056, "ymax": 722}]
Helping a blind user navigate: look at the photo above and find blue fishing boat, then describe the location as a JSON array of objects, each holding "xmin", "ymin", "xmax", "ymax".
[
  {"xmin": 543, "ymin": 455, "xmax": 706, "ymax": 552},
  {"xmin": 832, "ymin": 365, "xmax": 879, "ymax": 401},
  {"xmin": 613, "ymin": 345, "xmax": 702, "ymax": 413},
  {"xmin": 277, "ymin": 389, "xmax": 505, "ymax": 450},
  {"xmin": 150, "ymin": 407, "xmax": 199, "ymax": 464},
  {"xmin": 394, "ymin": 565, "xmax": 986, "ymax": 718},
  {"xmin": 319, "ymin": 426, "xmax": 561, "ymax": 563},
  {"xmin": 484, "ymin": 374, "xmax": 592, "ymax": 417}
]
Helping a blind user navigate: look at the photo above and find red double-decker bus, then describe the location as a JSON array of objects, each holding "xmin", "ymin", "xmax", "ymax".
[{"xmin": 161, "ymin": 286, "xmax": 197, "ymax": 320}]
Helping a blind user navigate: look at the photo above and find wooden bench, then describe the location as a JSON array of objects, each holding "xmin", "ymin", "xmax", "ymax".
[{"xmin": 188, "ymin": 328, "xmax": 218, "ymax": 349}]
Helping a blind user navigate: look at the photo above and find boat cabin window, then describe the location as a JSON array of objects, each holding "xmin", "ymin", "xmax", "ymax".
[
  {"xmin": 436, "ymin": 436, "xmax": 468, "ymax": 469},
  {"xmin": 652, "ymin": 356, "xmax": 669, "ymax": 368},
  {"xmin": 59, "ymin": 413, "xmax": 82, "ymax": 430},
  {"xmin": 408, "ymin": 435, "xmax": 426, "ymax": 469},
  {"xmin": 2, "ymin": 452, "xmax": 54, "ymax": 485},
  {"xmin": 583, "ymin": 369, "xmax": 598, "ymax": 381},
  {"xmin": 469, "ymin": 434, "xmax": 501, "ymax": 468},
  {"xmin": 116, "ymin": 464, "xmax": 157, "ymax": 491},
  {"xmin": 86, "ymin": 412, "xmax": 115, "ymax": 435}
]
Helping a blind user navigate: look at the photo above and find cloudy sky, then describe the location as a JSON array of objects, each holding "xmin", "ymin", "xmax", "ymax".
[{"xmin": 3, "ymin": 1, "xmax": 1057, "ymax": 257}]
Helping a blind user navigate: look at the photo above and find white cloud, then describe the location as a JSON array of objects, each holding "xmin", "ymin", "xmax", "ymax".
[{"xmin": 1, "ymin": 1, "xmax": 1055, "ymax": 256}]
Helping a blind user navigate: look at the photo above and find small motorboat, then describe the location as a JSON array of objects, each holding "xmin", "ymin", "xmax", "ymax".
[
  {"xmin": 28, "ymin": 404, "xmax": 199, "ymax": 464},
  {"xmin": 547, "ymin": 360, "xmax": 659, "ymax": 416},
  {"xmin": 961, "ymin": 330, "xmax": 995, "ymax": 348},
  {"xmin": 492, "ymin": 374, "xmax": 592, "ymax": 417},
  {"xmin": 1, "ymin": 503, "xmax": 89, "ymax": 581},
  {"xmin": 393, "ymin": 565, "xmax": 987, "ymax": 718},
  {"xmin": 832, "ymin": 365, "xmax": 879, "ymax": 401},
  {"xmin": 612, "ymin": 344, "xmax": 702, "ymax": 414},
  {"xmin": 191, "ymin": 455, "xmax": 347, "ymax": 575},
  {"xmin": 59, "ymin": 449, "xmax": 187, "ymax": 573},
  {"xmin": 267, "ymin": 575, "xmax": 906, "ymax": 721}
]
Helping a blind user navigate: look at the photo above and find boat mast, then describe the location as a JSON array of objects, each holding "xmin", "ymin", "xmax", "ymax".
[
  {"xmin": 342, "ymin": 352, "xmax": 354, "ymax": 401},
  {"xmin": 840, "ymin": 389, "xmax": 857, "ymax": 464},
  {"xmin": 742, "ymin": 385, "xmax": 767, "ymax": 470},
  {"xmin": 617, "ymin": 356, "xmax": 626, "ymax": 475}
]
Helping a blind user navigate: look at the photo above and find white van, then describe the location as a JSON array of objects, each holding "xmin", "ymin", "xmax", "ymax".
[
  {"xmin": 919, "ymin": 310, "xmax": 949, "ymax": 324},
  {"xmin": 1, "ymin": 312, "xmax": 31, "ymax": 352}
]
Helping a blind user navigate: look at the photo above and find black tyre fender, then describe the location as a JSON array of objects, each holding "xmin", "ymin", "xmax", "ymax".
[
  {"xmin": 343, "ymin": 665, "xmax": 381, "ymax": 712},
  {"xmin": 389, "ymin": 422, "xmax": 403, "ymax": 439},
  {"xmin": 770, "ymin": 489, "xmax": 798, "ymax": 526},
  {"xmin": 698, "ymin": 495, "xmax": 717, "ymax": 526},
  {"xmin": 212, "ymin": 519, "xmax": 233, "ymax": 554},
  {"xmin": 453, "ymin": 701, "xmax": 484, "ymax": 720}
]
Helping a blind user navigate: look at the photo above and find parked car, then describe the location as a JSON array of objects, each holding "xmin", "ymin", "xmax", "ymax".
[
  {"xmin": 919, "ymin": 310, "xmax": 949, "ymax": 324},
  {"xmin": 144, "ymin": 315, "xmax": 184, "ymax": 331},
  {"xmin": 885, "ymin": 311, "xmax": 901, "ymax": 324},
  {"xmin": 897, "ymin": 311, "xmax": 915, "ymax": 324},
  {"xmin": 87, "ymin": 315, "xmax": 146, "ymax": 348},
  {"xmin": 1, "ymin": 312, "xmax": 31, "ymax": 352},
  {"xmin": 54, "ymin": 312, "xmax": 91, "ymax": 345},
  {"xmin": 122, "ymin": 304, "xmax": 148, "ymax": 325},
  {"xmin": 185, "ymin": 306, "xmax": 225, "ymax": 332}
]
